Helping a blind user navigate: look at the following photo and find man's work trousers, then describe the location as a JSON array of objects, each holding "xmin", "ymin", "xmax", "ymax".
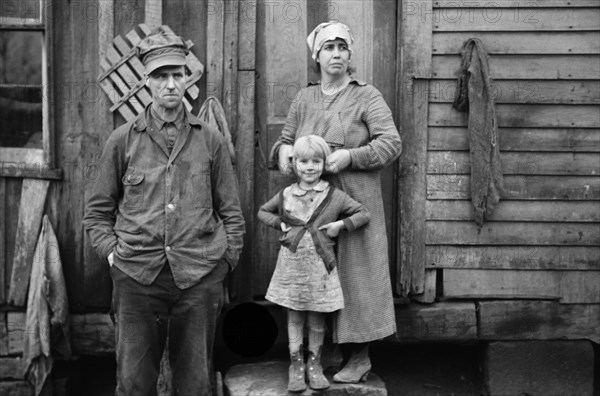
[{"xmin": 110, "ymin": 262, "xmax": 227, "ymax": 396}]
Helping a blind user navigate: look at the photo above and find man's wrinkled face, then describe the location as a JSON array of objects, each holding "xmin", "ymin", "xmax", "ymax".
[{"xmin": 145, "ymin": 65, "xmax": 187, "ymax": 110}]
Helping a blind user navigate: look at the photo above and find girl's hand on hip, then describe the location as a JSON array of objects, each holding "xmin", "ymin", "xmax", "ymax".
[
  {"xmin": 318, "ymin": 221, "xmax": 345, "ymax": 238},
  {"xmin": 325, "ymin": 149, "xmax": 351, "ymax": 174},
  {"xmin": 278, "ymin": 144, "xmax": 294, "ymax": 176},
  {"xmin": 108, "ymin": 251, "xmax": 114, "ymax": 267},
  {"xmin": 281, "ymin": 222, "xmax": 292, "ymax": 232}
]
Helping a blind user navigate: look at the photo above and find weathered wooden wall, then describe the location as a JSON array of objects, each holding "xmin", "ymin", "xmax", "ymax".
[{"xmin": 404, "ymin": 0, "xmax": 600, "ymax": 331}]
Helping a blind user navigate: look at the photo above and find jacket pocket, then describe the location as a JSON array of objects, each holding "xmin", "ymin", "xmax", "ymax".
[{"xmin": 122, "ymin": 169, "xmax": 145, "ymax": 209}]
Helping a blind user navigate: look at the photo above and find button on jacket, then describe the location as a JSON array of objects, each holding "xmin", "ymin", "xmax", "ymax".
[{"xmin": 84, "ymin": 106, "xmax": 245, "ymax": 289}]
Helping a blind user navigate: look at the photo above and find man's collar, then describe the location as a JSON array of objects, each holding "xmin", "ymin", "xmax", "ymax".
[
  {"xmin": 307, "ymin": 75, "xmax": 367, "ymax": 87},
  {"xmin": 290, "ymin": 180, "xmax": 329, "ymax": 196},
  {"xmin": 133, "ymin": 104, "xmax": 203, "ymax": 132}
]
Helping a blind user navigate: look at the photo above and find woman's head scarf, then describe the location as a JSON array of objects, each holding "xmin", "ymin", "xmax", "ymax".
[{"xmin": 306, "ymin": 21, "xmax": 354, "ymax": 61}]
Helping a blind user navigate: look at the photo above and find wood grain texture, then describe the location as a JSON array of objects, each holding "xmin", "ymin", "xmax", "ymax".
[
  {"xmin": 427, "ymin": 175, "xmax": 600, "ymax": 200},
  {"xmin": 426, "ymin": 200, "xmax": 600, "ymax": 222},
  {"xmin": 0, "ymin": 356, "xmax": 24, "ymax": 379},
  {"xmin": 479, "ymin": 300, "xmax": 600, "ymax": 343},
  {"xmin": 428, "ymin": 127, "xmax": 600, "ymax": 151},
  {"xmin": 0, "ymin": 179, "xmax": 5, "ymax": 304},
  {"xmin": 144, "ymin": 0, "xmax": 162, "ymax": 27},
  {"xmin": 395, "ymin": 302, "xmax": 477, "ymax": 341},
  {"xmin": 433, "ymin": 0, "xmax": 600, "ymax": 7},
  {"xmin": 398, "ymin": 0, "xmax": 433, "ymax": 297},
  {"xmin": 0, "ymin": 313, "xmax": 8, "ymax": 355},
  {"xmin": 7, "ymin": 312, "xmax": 24, "ymax": 355},
  {"xmin": 429, "ymin": 103, "xmax": 600, "ymax": 128},
  {"xmin": 432, "ymin": 55, "xmax": 600, "ymax": 79},
  {"xmin": 427, "ymin": 246, "xmax": 600, "ymax": 270},
  {"xmin": 411, "ymin": 269, "xmax": 437, "ymax": 303},
  {"xmin": 238, "ymin": 0, "xmax": 256, "ymax": 71},
  {"xmin": 427, "ymin": 152, "xmax": 600, "ymax": 175},
  {"xmin": 8, "ymin": 179, "xmax": 49, "ymax": 306},
  {"xmin": 0, "ymin": 382, "xmax": 32, "ymax": 396},
  {"xmin": 433, "ymin": 8, "xmax": 600, "ymax": 31},
  {"xmin": 427, "ymin": 221, "xmax": 600, "ymax": 245},
  {"xmin": 443, "ymin": 269, "xmax": 600, "ymax": 303},
  {"xmin": 433, "ymin": 32, "xmax": 600, "ymax": 54},
  {"xmin": 428, "ymin": 80, "xmax": 600, "ymax": 104},
  {"xmin": 206, "ymin": 0, "xmax": 225, "ymax": 103}
]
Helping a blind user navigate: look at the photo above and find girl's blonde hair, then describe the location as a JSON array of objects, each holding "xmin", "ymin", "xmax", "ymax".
[{"xmin": 293, "ymin": 135, "xmax": 331, "ymax": 160}]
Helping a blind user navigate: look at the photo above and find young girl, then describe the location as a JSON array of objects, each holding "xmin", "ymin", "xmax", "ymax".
[{"xmin": 258, "ymin": 135, "xmax": 370, "ymax": 392}]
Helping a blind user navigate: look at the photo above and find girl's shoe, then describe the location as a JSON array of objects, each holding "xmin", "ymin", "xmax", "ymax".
[
  {"xmin": 288, "ymin": 350, "xmax": 307, "ymax": 392},
  {"xmin": 306, "ymin": 351, "xmax": 330, "ymax": 390}
]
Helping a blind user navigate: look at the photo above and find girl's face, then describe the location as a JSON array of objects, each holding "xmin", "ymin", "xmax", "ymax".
[
  {"xmin": 317, "ymin": 39, "xmax": 350, "ymax": 80},
  {"xmin": 295, "ymin": 155, "xmax": 324, "ymax": 187}
]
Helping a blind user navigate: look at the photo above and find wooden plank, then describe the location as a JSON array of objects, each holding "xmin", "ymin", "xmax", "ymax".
[
  {"xmin": 206, "ymin": 0, "xmax": 225, "ymax": 102},
  {"xmin": 144, "ymin": 0, "xmax": 162, "ymax": 27},
  {"xmin": 238, "ymin": 0, "xmax": 256, "ymax": 71},
  {"xmin": 412, "ymin": 269, "xmax": 437, "ymax": 303},
  {"xmin": 428, "ymin": 80, "xmax": 600, "ymax": 104},
  {"xmin": 443, "ymin": 269, "xmax": 600, "ymax": 303},
  {"xmin": 335, "ymin": 0, "xmax": 374, "ymax": 83},
  {"xmin": 111, "ymin": 35, "xmax": 152, "ymax": 107},
  {"xmin": 428, "ymin": 127, "xmax": 600, "ymax": 151},
  {"xmin": 8, "ymin": 179, "xmax": 49, "ymax": 306},
  {"xmin": 432, "ymin": 55, "xmax": 600, "ymax": 79},
  {"xmin": 426, "ymin": 200, "xmax": 600, "ymax": 222},
  {"xmin": 395, "ymin": 302, "xmax": 477, "ymax": 341},
  {"xmin": 427, "ymin": 175, "xmax": 600, "ymax": 200},
  {"xmin": 427, "ymin": 152, "xmax": 600, "ymax": 176},
  {"xmin": 70, "ymin": 313, "xmax": 115, "ymax": 355},
  {"xmin": 223, "ymin": 0, "xmax": 239, "ymax": 132},
  {"xmin": 0, "ymin": 313, "xmax": 8, "ymax": 355},
  {"xmin": 81, "ymin": 0, "xmax": 115, "ymax": 308},
  {"xmin": 234, "ymin": 71, "xmax": 255, "ymax": 301},
  {"xmin": 398, "ymin": 0, "xmax": 433, "ymax": 297},
  {"xmin": 432, "ymin": 8, "xmax": 600, "ymax": 31},
  {"xmin": 4, "ymin": 179, "xmax": 22, "ymax": 303},
  {"xmin": 429, "ymin": 103, "xmax": 600, "ymax": 128},
  {"xmin": 0, "ymin": 148, "xmax": 44, "ymax": 164},
  {"xmin": 427, "ymin": 221, "xmax": 600, "ymax": 245},
  {"xmin": 433, "ymin": 0, "xmax": 600, "ymax": 7},
  {"xmin": 433, "ymin": 32, "xmax": 600, "ymax": 55},
  {"xmin": 0, "ymin": 165, "xmax": 63, "ymax": 179},
  {"xmin": 7, "ymin": 312, "xmax": 24, "ymax": 355},
  {"xmin": 0, "ymin": 179, "xmax": 5, "ymax": 304},
  {"xmin": 0, "ymin": 357, "xmax": 24, "ymax": 379},
  {"xmin": 479, "ymin": 301, "xmax": 600, "ymax": 343},
  {"xmin": 427, "ymin": 245, "xmax": 600, "ymax": 270},
  {"xmin": 0, "ymin": 382, "xmax": 32, "ymax": 396}
]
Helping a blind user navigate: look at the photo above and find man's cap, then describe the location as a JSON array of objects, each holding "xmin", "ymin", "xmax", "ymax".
[{"xmin": 137, "ymin": 32, "xmax": 190, "ymax": 75}]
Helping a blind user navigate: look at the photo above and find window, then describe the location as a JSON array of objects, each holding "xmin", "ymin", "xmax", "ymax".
[{"xmin": 0, "ymin": 0, "xmax": 53, "ymax": 169}]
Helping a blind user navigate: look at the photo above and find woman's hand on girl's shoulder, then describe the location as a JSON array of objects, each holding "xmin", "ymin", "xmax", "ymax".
[
  {"xmin": 325, "ymin": 149, "xmax": 351, "ymax": 174},
  {"xmin": 278, "ymin": 144, "xmax": 294, "ymax": 176}
]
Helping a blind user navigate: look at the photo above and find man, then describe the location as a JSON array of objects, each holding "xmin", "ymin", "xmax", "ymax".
[{"xmin": 84, "ymin": 32, "xmax": 244, "ymax": 395}]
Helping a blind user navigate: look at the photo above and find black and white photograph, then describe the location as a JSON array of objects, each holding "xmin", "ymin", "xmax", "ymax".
[{"xmin": 0, "ymin": 0, "xmax": 598, "ymax": 395}]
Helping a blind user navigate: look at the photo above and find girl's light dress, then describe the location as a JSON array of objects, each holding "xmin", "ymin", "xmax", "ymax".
[{"xmin": 265, "ymin": 181, "xmax": 344, "ymax": 312}]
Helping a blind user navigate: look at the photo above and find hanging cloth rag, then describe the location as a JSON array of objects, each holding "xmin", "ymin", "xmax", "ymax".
[
  {"xmin": 453, "ymin": 38, "xmax": 505, "ymax": 227},
  {"xmin": 23, "ymin": 215, "xmax": 72, "ymax": 396},
  {"xmin": 197, "ymin": 96, "xmax": 237, "ymax": 165}
]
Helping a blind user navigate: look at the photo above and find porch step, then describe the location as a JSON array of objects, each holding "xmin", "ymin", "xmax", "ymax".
[{"xmin": 224, "ymin": 360, "xmax": 387, "ymax": 395}]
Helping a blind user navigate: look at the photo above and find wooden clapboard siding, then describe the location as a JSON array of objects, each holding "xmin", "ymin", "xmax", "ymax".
[
  {"xmin": 479, "ymin": 300, "xmax": 600, "ymax": 343},
  {"xmin": 427, "ymin": 221, "xmax": 599, "ymax": 246},
  {"xmin": 433, "ymin": 0, "xmax": 600, "ymax": 7},
  {"xmin": 432, "ymin": 8, "xmax": 600, "ymax": 31},
  {"xmin": 427, "ymin": 152, "xmax": 600, "ymax": 175},
  {"xmin": 429, "ymin": 103, "xmax": 600, "ymax": 128},
  {"xmin": 429, "ymin": 128, "xmax": 600, "ymax": 151},
  {"xmin": 443, "ymin": 269, "xmax": 600, "ymax": 303},
  {"xmin": 428, "ymin": 80, "xmax": 600, "ymax": 104},
  {"xmin": 433, "ymin": 32, "xmax": 600, "ymax": 54},
  {"xmin": 395, "ymin": 302, "xmax": 477, "ymax": 340},
  {"xmin": 427, "ymin": 175, "xmax": 600, "ymax": 200},
  {"xmin": 427, "ymin": 246, "xmax": 600, "ymax": 270},
  {"xmin": 432, "ymin": 55, "xmax": 600, "ymax": 79},
  {"xmin": 426, "ymin": 201, "xmax": 600, "ymax": 222}
]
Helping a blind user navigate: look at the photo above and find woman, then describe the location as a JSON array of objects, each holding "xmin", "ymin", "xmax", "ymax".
[{"xmin": 270, "ymin": 21, "xmax": 402, "ymax": 383}]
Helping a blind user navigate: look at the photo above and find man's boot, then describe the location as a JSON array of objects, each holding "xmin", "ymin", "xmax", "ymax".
[{"xmin": 288, "ymin": 348, "xmax": 306, "ymax": 392}]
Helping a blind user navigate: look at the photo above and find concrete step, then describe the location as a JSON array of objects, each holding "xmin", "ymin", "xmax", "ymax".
[{"xmin": 224, "ymin": 360, "xmax": 387, "ymax": 395}]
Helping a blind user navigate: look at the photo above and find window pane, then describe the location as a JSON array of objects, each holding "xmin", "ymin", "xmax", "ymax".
[
  {"xmin": 0, "ymin": 30, "xmax": 43, "ymax": 148},
  {"xmin": 0, "ymin": 0, "xmax": 42, "ymax": 24}
]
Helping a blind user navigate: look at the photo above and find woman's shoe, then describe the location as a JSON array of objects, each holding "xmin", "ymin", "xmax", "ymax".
[
  {"xmin": 306, "ymin": 350, "xmax": 330, "ymax": 390},
  {"xmin": 332, "ymin": 344, "xmax": 371, "ymax": 384},
  {"xmin": 288, "ymin": 349, "xmax": 307, "ymax": 392}
]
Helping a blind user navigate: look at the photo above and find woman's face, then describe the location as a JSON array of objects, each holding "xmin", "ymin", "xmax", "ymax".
[
  {"xmin": 317, "ymin": 39, "xmax": 350, "ymax": 80},
  {"xmin": 295, "ymin": 155, "xmax": 324, "ymax": 186}
]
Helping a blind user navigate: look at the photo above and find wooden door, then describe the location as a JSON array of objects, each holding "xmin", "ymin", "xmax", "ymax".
[{"xmin": 252, "ymin": 0, "xmax": 401, "ymax": 299}]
